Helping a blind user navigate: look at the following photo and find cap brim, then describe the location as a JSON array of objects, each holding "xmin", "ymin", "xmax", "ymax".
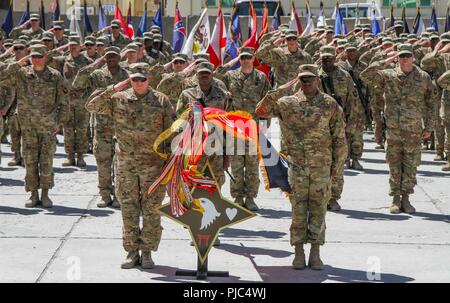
[
  {"xmin": 130, "ymin": 73, "xmax": 148, "ymax": 79},
  {"xmin": 286, "ymin": 35, "xmax": 298, "ymax": 39},
  {"xmin": 299, "ymin": 72, "xmax": 317, "ymax": 77},
  {"xmin": 197, "ymin": 68, "xmax": 212, "ymax": 74},
  {"xmin": 68, "ymin": 42, "xmax": 80, "ymax": 46},
  {"xmin": 105, "ymin": 51, "xmax": 120, "ymax": 56},
  {"xmin": 397, "ymin": 51, "xmax": 413, "ymax": 55},
  {"xmin": 320, "ymin": 53, "xmax": 335, "ymax": 58},
  {"xmin": 239, "ymin": 52, "xmax": 254, "ymax": 57},
  {"xmin": 30, "ymin": 52, "xmax": 44, "ymax": 56}
]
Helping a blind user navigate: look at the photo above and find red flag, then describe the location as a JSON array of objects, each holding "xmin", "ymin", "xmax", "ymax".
[
  {"xmin": 126, "ymin": 1, "xmax": 134, "ymax": 39},
  {"xmin": 289, "ymin": 2, "xmax": 303, "ymax": 35},
  {"xmin": 259, "ymin": 1, "xmax": 269, "ymax": 41},
  {"xmin": 114, "ymin": 0, "xmax": 132, "ymax": 38},
  {"xmin": 206, "ymin": 5, "xmax": 227, "ymax": 67},
  {"xmin": 243, "ymin": 0, "xmax": 258, "ymax": 48}
]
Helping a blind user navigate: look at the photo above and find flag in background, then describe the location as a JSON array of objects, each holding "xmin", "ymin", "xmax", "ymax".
[
  {"xmin": 126, "ymin": 1, "xmax": 134, "ymax": 39},
  {"xmin": 207, "ymin": 4, "xmax": 227, "ymax": 68},
  {"xmin": 446, "ymin": 5, "xmax": 450, "ymax": 32},
  {"xmin": 429, "ymin": 4, "xmax": 438, "ymax": 32},
  {"xmin": 271, "ymin": 0, "xmax": 281, "ymax": 31},
  {"xmin": 334, "ymin": 1, "xmax": 347, "ymax": 36},
  {"xmin": 53, "ymin": 0, "xmax": 61, "ymax": 21},
  {"xmin": 354, "ymin": 0, "xmax": 361, "ymax": 27},
  {"xmin": 372, "ymin": 7, "xmax": 381, "ymax": 36},
  {"xmin": 259, "ymin": 1, "xmax": 269, "ymax": 39},
  {"xmin": 19, "ymin": 0, "xmax": 30, "ymax": 27},
  {"xmin": 137, "ymin": 1, "xmax": 148, "ymax": 37},
  {"xmin": 412, "ymin": 6, "xmax": 425, "ymax": 35},
  {"xmin": 248, "ymin": 0, "xmax": 257, "ymax": 40},
  {"xmin": 230, "ymin": 1, "xmax": 242, "ymax": 45},
  {"xmin": 302, "ymin": 0, "xmax": 314, "ymax": 36},
  {"xmin": 317, "ymin": 0, "xmax": 327, "ymax": 27},
  {"xmin": 114, "ymin": 0, "xmax": 132, "ymax": 38},
  {"xmin": 151, "ymin": 2, "xmax": 163, "ymax": 35},
  {"xmin": 69, "ymin": 4, "xmax": 82, "ymax": 37},
  {"xmin": 181, "ymin": 8, "xmax": 210, "ymax": 57},
  {"xmin": 402, "ymin": 4, "xmax": 410, "ymax": 33},
  {"xmin": 289, "ymin": 1, "xmax": 303, "ymax": 35},
  {"xmin": 1, "ymin": 0, "xmax": 13, "ymax": 36},
  {"xmin": 83, "ymin": 0, "xmax": 93, "ymax": 36},
  {"xmin": 389, "ymin": 3, "xmax": 395, "ymax": 27},
  {"xmin": 98, "ymin": 0, "xmax": 107, "ymax": 32},
  {"xmin": 40, "ymin": 0, "xmax": 46, "ymax": 30},
  {"xmin": 172, "ymin": 1, "xmax": 187, "ymax": 52}
]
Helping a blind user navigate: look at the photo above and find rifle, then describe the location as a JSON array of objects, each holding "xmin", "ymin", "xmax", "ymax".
[
  {"xmin": 320, "ymin": 74, "xmax": 344, "ymax": 109},
  {"xmin": 348, "ymin": 70, "xmax": 372, "ymax": 124}
]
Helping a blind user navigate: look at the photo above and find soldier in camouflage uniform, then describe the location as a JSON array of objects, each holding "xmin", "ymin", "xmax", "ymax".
[
  {"xmin": 62, "ymin": 36, "xmax": 93, "ymax": 167},
  {"xmin": 109, "ymin": 20, "xmax": 131, "ymax": 50},
  {"xmin": 0, "ymin": 45, "xmax": 68, "ymax": 208},
  {"xmin": 361, "ymin": 44, "xmax": 436, "ymax": 214},
  {"xmin": 119, "ymin": 43, "xmax": 140, "ymax": 70},
  {"xmin": 83, "ymin": 36, "xmax": 100, "ymax": 61},
  {"xmin": 52, "ymin": 21, "xmax": 69, "ymax": 48},
  {"xmin": 318, "ymin": 45, "xmax": 362, "ymax": 211},
  {"xmin": 256, "ymin": 64, "xmax": 347, "ymax": 270},
  {"xmin": 150, "ymin": 25, "xmax": 173, "ymax": 58},
  {"xmin": 86, "ymin": 63, "xmax": 176, "ymax": 269},
  {"xmin": 215, "ymin": 47, "xmax": 271, "ymax": 211},
  {"xmin": 436, "ymin": 69, "xmax": 450, "ymax": 171},
  {"xmin": 10, "ymin": 14, "xmax": 44, "ymax": 41},
  {"xmin": 176, "ymin": 62, "xmax": 231, "ymax": 188},
  {"xmin": 73, "ymin": 46, "xmax": 129, "ymax": 208}
]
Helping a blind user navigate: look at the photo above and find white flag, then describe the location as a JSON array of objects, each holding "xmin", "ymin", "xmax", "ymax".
[
  {"xmin": 69, "ymin": 6, "xmax": 81, "ymax": 37},
  {"xmin": 182, "ymin": 8, "xmax": 211, "ymax": 57}
]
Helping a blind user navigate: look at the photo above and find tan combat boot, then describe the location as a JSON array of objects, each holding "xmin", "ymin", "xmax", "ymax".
[
  {"xmin": 375, "ymin": 143, "xmax": 385, "ymax": 150},
  {"xmin": 308, "ymin": 244, "xmax": 324, "ymax": 270},
  {"xmin": 111, "ymin": 195, "xmax": 121, "ymax": 209},
  {"xmin": 328, "ymin": 199, "xmax": 341, "ymax": 211},
  {"xmin": 97, "ymin": 193, "xmax": 112, "ymax": 208},
  {"xmin": 389, "ymin": 195, "xmax": 401, "ymax": 214},
  {"xmin": 442, "ymin": 160, "xmax": 450, "ymax": 172},
  {"xmin": 352, "ymin": 159, "xmax": 364, "ymax": 171},
  {"xmin": 8, "ymin": 152, "xmax": 22, "ymax": 166},
  {"xmin": 244, "ymin": 197, "xmax": 259, "ymax": 211},
  {"xmin": 401, "ymin": 195, "xmax": 416, "ymax": 214},
  {"xmin": 41, "ymin": 189, "xmax": 53, "ymax": 208},
  {"xmin": 25, "ymin": 191, "xmax": 39, "ymax": 208},
  {"xmin": 62, "ymin": 153, "xmax": 75, "ymax": 167},
  {"xmin": 140, "ymin": 251, "xmax": 155, "ymax": 269},
  {"xmin": 234, "ymin": 197, "xmax": 244, "ymax": 206},
  {"xmin": 292, "ymin": 244, "xmax": 306, "ymax": 270},
  {"xmin": 76, "ymin": 154, "xmax": 86, "ymax": 168},
  {"xmin": 121, "ymin": 250, "xmax": 140, "ymax": 269},
  {"xmin": 434, "ymin": 153, "xmax": 445, "ymax": 161}
]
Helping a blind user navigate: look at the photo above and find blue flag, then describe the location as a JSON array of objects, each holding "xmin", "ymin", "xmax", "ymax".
[
  {"xmin": 53, "ymin": 0, "xmax": 61, "ymax": 21},
  {"xmin": 230, "ymin": 3, "xmax": 242, "ymax": 45},
  {"xmin": 402, "ymin": 5, "xmax": 410, "ymax": 34},
  {"xmin": 1, "ymin": 1, "xmax": 13, "ymax": 36},
  {"xmin": 98, "ymin": 0, "xmax": 107, "ymax": 32},
  {"xmin": 429, "ymin": 6, "xmax": 438, "ymax": 32},
  {"xmin": 172, "ymin": 5, "xmax": 186, "ymax": 52},
  {"xmin": 372, "ymin": 9, "xmax": 381, "ymax": 36},
  {"xmin": 271, "ymin": 0, "xmax": 281, "ymax": 31},
  {"xmin": 136, "ymin": 2, "xmax": 148, "ymax": 37},
  {"xmin": 83, "ymin": 0, "xmax": 93, "ymax": 36},
  {"xmin": 446, "ymin": 6, "xmax": 450, "ymax": 32},
  {"xmin": 224, "ymin": 28, "xmax": 240, "ymax": 70},
  {"xmin": 151, "ymin": 6, "xmax": 163, "ymax": 35},
  {"xmin": 40, "ymin": 0, "xmax": 46, "ymax": 30},
  {"xmin": 334, "ymin": 4, "xmax": 347, "ymax": 36},
  {"xmin": 19, "ymin": 0, "xmax": 30, "ymax": 26}
]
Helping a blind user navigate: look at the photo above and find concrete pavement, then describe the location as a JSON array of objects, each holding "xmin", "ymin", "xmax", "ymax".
[{"xmin": 0, "ymin": 121, "xmax": 449, "ymax": 283}]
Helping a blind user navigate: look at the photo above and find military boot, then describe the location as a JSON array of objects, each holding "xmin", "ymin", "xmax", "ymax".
[
  {"xmin": 328, "ymin": 199, "xmax": 341, "ymax": 211},
  {"xmin": 344, "ymin": 159, "xmax": 351, "ymax": 169},
  {"xmin": 442, "ymin": 160, "xmax": 450, "ymax": 172},
  {"xmin": 401, "ymin": 195, "xmax": 416, "ymax": 214},
  {"xmin": 41, "ymin": 189, "xmax": 53, "ymax": 208},
  {"xmin": 352, "ymin": 159, "xmax": 364, "ymax": 171},
  {"xmin": 308, "ymin": 244, "xmax": 324, "ymax": 270},
  {"xmin": 389, "ymin": 195, "xmax": 401, "ymax": 214},
  {"xmin": 244, "ymin": 197, "xmax": 259, "ymax": 211},
  {"xmin": 234, "ymin": 197, "xmax": 244, "ymax": 206},
  {"xmin": 25, "ymin": 190, "xmax": 39, "ymax": 208},
  {"xmin": 111, "ymin": 195, "xmax": 121, "ymax": 209},
  {"xmin": 140, "ymin": 251, "xmax": 155, "ymax": 269},
  {"xmin": 62, "ymin": 153, "xmax": 75, "ymax": 167},
  {"xmin": 292, "ymin": 244, "xmax": 306, "ymax": 270},
  {"xmin": 421, "ymin": 142, "xmax": 429, "ymax": 150},
  {"xmin": 375, "ymin": 143, "xmax": 385, "ymax": 150},
  {"xmin": 97, "ymin": 193, "xmax": 112, "ymax": 208},
  {"xmin": 434, "ymin": 153, "xmax": 445, "ymax": 161},
  {"xmin": 76, "ymin": 154, "xmax": 86, "ymax": 168},
  {"xmin": 8, "ymin": 152, "xmax": 22, "ymax": 166},
  {"xmin": 121, "ymin": 250, "xmax": 140, "ymax": 269}
]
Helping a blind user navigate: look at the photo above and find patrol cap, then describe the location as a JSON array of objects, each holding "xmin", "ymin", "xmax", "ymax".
[
  {"xmin": 29, "ymin": 39, "xmax": 42, "ymax": 46},
  {"xmin": 41, "ymin": 32, "xmax": 54, "ymax": 42},
  {"xmin": 317, "ymin": 25, "xmax": 325, "ymax": 32},
  {"xmin": 400, "ymin": 33, "xmax": 408, "ymax": 38},
  {"xmin": 354, "ymin": 25, "xmax": 362, "ymax": 31},
  {"xmin": 298, "ymin": 64, "xmax": 318, "ymax": 77},
  {"xmin": 30, "ymin": 14, "xmax": 40, "ymax": 21},
  {"xmin": 194, "ymin": 58, "xmax": 209, "ymax": 65},
  {"xmin": 421, "ymin": 32, "xmax": 431, "ymax": 39},
  {"xmin": 172, "ymin": 53, "xmax": 188, "ymax": 62},
  {"xmin": 153, "ymin": 33, "xmax": 163, "ymax": 43},
  {"xmin": 13, "ymin": 39, "xmax": 27, "ymax": 48},
  {"xmin": 393, "ymin": 37, "xmax": 404, "ymax": 44},
  {"xmin": 239, "ymin": 47, "xmax": 255, "ymax": 57},
  {"xmin": 394, "ymin": 20, "xmax": 404, "ymax": 28},
  {"xmin": 68, "ymin": 35, "xmax": 81, "ymax": 46},
  {"xmin": 345, "ymin": 42, "xmax": 358, "ymax": 50},
  {"xmin": 440, "ymin": 33, "xmax": 450, "ymax": 43},
  {"xmin": 193, "ymin": 53, "xmax": 210, "ymax": 61},
  {"xmin": 285, "ymin": 30, "xmax": 298, "ymax": 39},
  {"xmin": 104, "ymin": 46, "xmax": 120, "ymax": 56},
  {"xmin": 150, "ymin": 25, "xmax": 161, "ymax": 33},
  {"xmin": 19, "ymin": 35, "xmax": 30, "ymax": 42},
  {"xmin": 325, "ymin": 26, "xmax": 334, "ymax": 33},
  {"xmin": 124, "ymin": 43, "xmax": 139, "ymax": 53},
  {"xmin": 52, "ymin": 20, "xmax": 65, "ymax": 30},
  {"xmin": 129, "ymin": 62, "xmax": 150, "ymax": 79},
  {"xmin": 279, "ymin": 24, "xmax": 290, "ymax": 31},
  {"xmin": 397, "ymin": 43, "xmax": 413, "ymax": 56},
  {"xmin": 362, "ymin": 24, "xmax": 371, "ymax": 32},
  {"xmin": 196, "ymin": 62, "xmax": 214, "ymax": 74},
  {"xmin": 430, "ymin": 33, "xmax": 440, "ymax": 40},
  {"xmin": 96, "ymin": 36, "xmax": 109, "ymax": 46},
  {"xmin": 426, "ymin": 26, "xmax": 436, "ymax": 33},
  {"xmin": 133, "ymin": 37, "xmax": 144, "ymax": 45},
  {"xmin": 407, "ymin": 34, "xmax": 418, "ymax": 39},
  {"xmin": 143, "ymin": 32, "xmax": 154, "ymax": 40},
  {"xmin": 4, "ymin": 39, "xmax": 13, "ymax": 48},
  {"xmin": 382, "ymin": 38, "xmax": 394, "ymax": 46},
  {"xmin": 334, "ymin": 34, "xmax": 344, "ymax": 39},
  {"xmin": 320, "ymin": 45, "xmax": 336, "ymax": 58},
  {"xmin": 337, "ymin": 39, "xmax": 348, "ymax": 49},
  {"xmin": 111, "ymin": 20, "xmax": 121, "ymax": 28},
  {"xmin": 29, "ymin": 44, "xmax": 47, "ymax": 56},
  {"xmin": 84, "ymin": 36, "xmax": 96, "ymax": 46}
]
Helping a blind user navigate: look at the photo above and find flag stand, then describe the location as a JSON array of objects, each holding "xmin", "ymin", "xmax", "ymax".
[{"xmin": 175, "ymin": 255, "xmax": 229, "ymax": 280}]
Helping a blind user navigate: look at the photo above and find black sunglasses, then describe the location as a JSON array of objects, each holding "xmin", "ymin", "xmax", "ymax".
[
  {"xmin": 31, "ymin": 55, "xmax": 44, "ymax": 59},
  {"xmin": 300, "ymin": 76, "xmax": 316, "ymax": 83},
  {"xmin": 131, "ymin": 77, "xmax": 147, "ymax": 82},
  {"xmin": 286, "ymin": 37, "xmax": 297, "ymax": 41},
  {"xmin": 398, "ymin": 53, "xmax": 412, "ymax": 58},
  {"xmin": 240, "ymin": 55, "xmax": 253, "ymax": 60},
  {"xmin": 14, "ymin": 46, "xmax": 25, "ymax": 51},
  {"xmin": 173, "ymin": 60, "xmax": 186, "ymax": 65}
]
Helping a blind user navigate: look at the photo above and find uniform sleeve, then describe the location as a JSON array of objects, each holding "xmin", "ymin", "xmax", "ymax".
[
  {"xmin": 175, "ymin": 91, "xmax": 190, "ymax": 116},
  {"xmin": 255, "ymin": 91, "xmax": 281, "ymax": 119},
  {"xmin": 256, "ymin": 41, "xmax": 282, "ymax": 67},
  {"xmin": 0, "ymin": 62, "xmax": 22, "ymax": 87},
  {"xmin": 437, "ymin": 69, "xmax": 450, "ymax": 90},
  {"xmin": 423, "ymin": 74, "xmax": 436, "ymax": 132},
  {"xmin": 420, "ymin": 52, "xmax": 443, "ymax": 75},
  {"xmin": 161, "ymin": 96, "xmax": 177, "ymax": 154},
  {"xmin": 72, "ymin": 64, "xmax": 97, "ymax": 90},
  {"xmin": 329, "ymin": 103, "xmax": 348, "ymax": 174},
  {"xmin": 85, "ymin": 85, "xmax": 115, "ymax": 117},
  {"xmin": 56, "ymin": 77, "xmax": 70, "ymax": 125},
  {"xmin": 360, "ymin": 61, "xmax": 386, "ymax": 90}
]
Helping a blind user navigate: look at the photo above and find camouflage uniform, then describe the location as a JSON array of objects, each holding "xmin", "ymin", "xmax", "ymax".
[
  {"xmin": 73, "ymin": 49, "xmax": 130, "ymax": 200},
  {"xmin": 0, "ymin": 48, "xmax": 68, "ymax": 193},
  {"xmin": 63, "ymin": 47, "xmax": 93, "ymax": 160},
  {"xmin": 176, "ymin": 64, "xmax": 231, "ymax": 187},
  {"xmin": 255, "ymin": 67, "xmax": 347, "ymax": 246},
  {"xmin": 437, "ymin": 70, "xmax": 450, "ymax": 170},
  {"xmin": 86, "ymin": 64, "xmax": 176, "ymax": 254},
  {"xmin": 361, "ymin": 47, "xmax": 436, "ymax": 197},
  {"xmin": 216, "ymin": 49, "xmax": 271, "ymax": 201},
  {"xmin": 110, "ymin": 33, "xmax": 131, "ymax": 50}
]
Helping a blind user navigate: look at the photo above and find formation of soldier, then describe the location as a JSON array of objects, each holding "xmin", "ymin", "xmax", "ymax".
[{"xmin": 0, "ymin": 15, "xmax": 449, "ymax": 271}]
